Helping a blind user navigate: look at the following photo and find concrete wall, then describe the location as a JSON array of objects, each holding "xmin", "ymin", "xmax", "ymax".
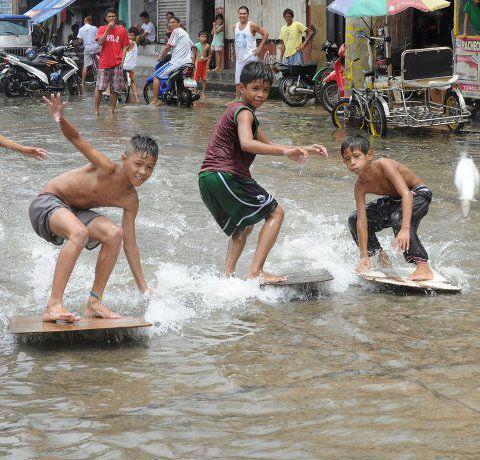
[{"xmin": 310, "ymin": 0, "xmax": 327, "ymax": 67}]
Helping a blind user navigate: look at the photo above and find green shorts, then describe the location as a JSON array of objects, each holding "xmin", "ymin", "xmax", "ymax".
[{"xmin": 198, "ymin": 171, "xmax": 278, "ymax": 236}]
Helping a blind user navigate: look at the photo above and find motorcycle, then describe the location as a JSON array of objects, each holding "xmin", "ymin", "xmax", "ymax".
[
  {"xmin": 1, "ymin": 45, "xmax": 81, "ymax": 97},
  {"xmin": 143, "ymin": 62, "xmax": 199, "ymax": 108},
  {"xmin": 319, "ymin": 43, "xmax": 345, "ymax": 114},
  {"xmin": 274, "ymin": 40, "xmax": 339, "ymax": 107}
]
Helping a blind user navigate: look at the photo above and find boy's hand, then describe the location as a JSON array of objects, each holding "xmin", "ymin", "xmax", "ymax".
[
  {"xmin": 43, "ymin": 93, "xmax": 65, "ymax": 122},
  {"xmin": 393, "ymin": 228, "xmax": 410, "ymax": 252},
  {"xmin": 21, "ymin": 146, "xmax": 47, "ymax": 160},
  {"xmin": 355, "ymin": 256, "xmax": 371, "ymax": 273},
  {"xmin": 284, "ymin": 146, "xmax": 308, "ymax": 164},
  {"xmin": 303, "ymin": 144, "xmax": 328, "ymax": 158},
  {"xmin": 107, "ymin": 20, "xmax": 116, "ymax": 30}
]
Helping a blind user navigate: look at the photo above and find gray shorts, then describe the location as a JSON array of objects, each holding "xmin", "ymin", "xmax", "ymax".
[{"xmin": 29, "ymin": 193, "xmax": 102, "ymax": 250}]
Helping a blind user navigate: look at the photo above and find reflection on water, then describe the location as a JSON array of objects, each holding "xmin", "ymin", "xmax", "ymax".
[{"xmin": 0, "ymin": 94, "xmax": 479, "ymax": 457}]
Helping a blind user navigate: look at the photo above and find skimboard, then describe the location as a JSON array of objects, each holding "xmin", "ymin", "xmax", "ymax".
[
  {"xmin": 10, "ymin": 316, "xmax": 152, "ymax": 335},
  {"xmin": 261, "ymin": 269, "xmax": 334, "ymax": 288},
  {"xmin": 359, "ymin": 268, "xmax": 461, "ymax": 293}
]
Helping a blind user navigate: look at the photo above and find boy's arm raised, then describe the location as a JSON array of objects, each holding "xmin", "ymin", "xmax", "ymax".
[
  {"xmin": 122, "ymin": 198, "xmax": 149, "ymax": 292},
  {"xmin": 380, "ymin": 159, "xmax": 412, "ymax": 252},
  {"xmin": 354, "ymin": 181, "xmax": 371, "ymax": 272},
  {"xmin": 43, "ymin": 94, "xmax": 115, "ymax": 173}
]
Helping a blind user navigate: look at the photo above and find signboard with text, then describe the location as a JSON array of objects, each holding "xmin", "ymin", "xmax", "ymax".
[
  {"xmin": 454, "ymin": 37, "xmax": 480, "ymax": 100},
  {"xmin": 0, "ymin": 0, "xmax": 13, "ymax": 14}
]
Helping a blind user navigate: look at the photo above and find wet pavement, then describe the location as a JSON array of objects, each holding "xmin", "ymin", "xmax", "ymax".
[{"xmin": 0, "ymin": 93, "xmax": 479, "ymax": 458}]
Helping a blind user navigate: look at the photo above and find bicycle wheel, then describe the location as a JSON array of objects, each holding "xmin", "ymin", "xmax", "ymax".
[
  {"xmin": 319, "ymin": 80, "xmax": 339, "ymax": 113},
  {"xmin": 369, "ymin": 99, "xmax": 387, "ymax": 136},
  {"xmin": 444, "ymin": 91, "xmax": 466, "ymax": 133},
  {"xmin": 331, "ymin": 98, "xmax": 364, "ymax": 129}
]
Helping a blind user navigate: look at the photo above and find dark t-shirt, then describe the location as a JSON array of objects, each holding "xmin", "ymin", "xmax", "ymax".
[{"xmin": 200, "ymin": 101, "xmax": 259, "ymax": 178}]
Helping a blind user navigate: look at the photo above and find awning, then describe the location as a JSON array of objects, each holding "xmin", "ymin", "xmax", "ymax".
[{"xmin": 24, "ymin": 0, "xmax": 76, "ymax": 24}]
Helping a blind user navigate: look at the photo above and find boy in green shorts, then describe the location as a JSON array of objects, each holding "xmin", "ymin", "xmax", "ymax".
[{"xmin": 198, "ymin": 61, "xmax": 328, "ymax": 283}]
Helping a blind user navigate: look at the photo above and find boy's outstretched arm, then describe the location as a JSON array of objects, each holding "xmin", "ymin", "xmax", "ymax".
[
  {"xmin": 0, "ymin": 134, "xmax": 47, "ymax": 160},
  {"xmin": 43, "ymin": 94, "xmax": 115, "ymax": 173},
  {"xmin": 122, "ymin": 199, "xmax": 149, "ymax": 292},
  {"xmin": 381, "ymin": 160, "xmax": 412, "ymax": 252},
  {"xmin": 237, "ymin": 110, "xmax": 308, "ymax": 162},
  {"xmin": 354, "ymin": 181, "xmax": 370, "ymax": 273},
  {"xmin": 257, "ymin": 127, "xmax": 328, "ymax": 158}
]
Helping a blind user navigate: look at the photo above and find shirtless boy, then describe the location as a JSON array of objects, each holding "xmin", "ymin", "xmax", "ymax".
[
  {"xmin": 29, "ymin": 94, "xmax": 158, "ymax": 322},
  {"xmin": 342, "ymin": 134, "xmax": 433, "ymax": 281},
  {"xmin": 0, "ymin": 134, "xmax": 46, "ymax": 160},
  {"xmin": 199, "ymin": 61, "xmax": 328, "ymax": 283}
]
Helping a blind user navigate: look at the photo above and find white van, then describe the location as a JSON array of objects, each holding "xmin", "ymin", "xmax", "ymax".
[{"xmin": 0, "ymin": 14, "xmax": 33, "ymax": 56}]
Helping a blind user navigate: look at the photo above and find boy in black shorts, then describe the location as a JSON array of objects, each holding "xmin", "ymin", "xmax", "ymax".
[{"xmin": 198, "ymin": 61, "xmax": 328, "ymax": 283}]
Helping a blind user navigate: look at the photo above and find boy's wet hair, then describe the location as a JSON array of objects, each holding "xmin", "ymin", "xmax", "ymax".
[
  {"xmin": 140, "ymin": 11, "xmax": 149, "ymax": 19},
  {"xmin": 105, "ymin": 7, "xmax": 118, "ymax": 17},
  {"xmin": 340, "ymin": 134, "xmax": 370, "ymax": 157},
  {"xmin": 126, "ymin": 135, "xmax": 159, "ymax": 160},
  {"xmin": 239, "ymin": 5, "xmax": 249, "ymax": 14},
  {"xmin": 283, "ymin": 8, "xmax": 294, "ymax": 17},
  {"xmin": 198, "ymin": 30, "xmax": 208, "ymax": 37},
  {"xmin": 240, "ymin": 61, "xmax": 273, "ymax": 86}
]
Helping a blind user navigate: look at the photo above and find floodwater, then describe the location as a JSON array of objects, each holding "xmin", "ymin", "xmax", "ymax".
[{"xmin": 0, "ymin": 92, "xmax": 479, "ymax": 458}]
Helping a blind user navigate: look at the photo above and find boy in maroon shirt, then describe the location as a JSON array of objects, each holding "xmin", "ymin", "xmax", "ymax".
[
  {"xmin": 94, "ymin": 8, "xmax": 130, "ymax": 115},
  {"xmin": 199, "ymin": 61, "xmax": 328, "ymax": 283}
]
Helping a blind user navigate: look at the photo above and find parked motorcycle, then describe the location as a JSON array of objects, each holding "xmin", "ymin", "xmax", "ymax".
[
  {"xmin": 143, "ymin": 63, "xmax": 199, "ymax": 108},
  {"xmin": 319, "ymin": 43, "xmax": 345, "ymax": 113},
  {"xmin": 1, "ymin": 45, "xmax": 81, "ymax": 97},
  {"xmin": 315, "ymin": 40, "xmax": 339, "ymax": 84}
]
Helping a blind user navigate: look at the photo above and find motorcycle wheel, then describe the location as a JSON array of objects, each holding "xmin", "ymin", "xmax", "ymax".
[
  {"xmin": 319, "ymin": 80, "xmax": 339, "ymax": 114},
  {"xmin": 3, "ymin": 76, "xmax": 24, "ymax": 97},
  {"xmin": 332, "ymin": 98, "xmax": 364, "ymax": 130},
  {"xmin": 67, "ymin": 74, "xmax": 82, "ymax": 95},
  {"xmin": 177, "ymin": 88, "xmax": 192, "ymax": 108},
  {"xmin": 143, "ymin": 81, "xmax": 154, "ymax": 104},
  {"xmin": 278, "ymin": 77, "xmax": 309, "ymax": 107}
]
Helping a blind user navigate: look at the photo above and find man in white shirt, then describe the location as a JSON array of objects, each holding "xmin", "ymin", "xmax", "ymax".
[
  {"xmin": 136, "ymin": 11, "xmax": 156, "ymax": 45},
  {"xmin": 77, "ymin": 16, "xmax": 100, "ymax": 86},
  {"xmin": 151, "ymin": 16, "xmax": 193, "ymax": 105}
]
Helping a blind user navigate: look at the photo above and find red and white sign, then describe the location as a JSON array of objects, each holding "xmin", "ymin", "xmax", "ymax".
[{"xmin": 455, "ymin": 37, "xmax": 480, "ymax": 99}]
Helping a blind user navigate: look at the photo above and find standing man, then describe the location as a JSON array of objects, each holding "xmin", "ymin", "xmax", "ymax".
[
  {"xmin": 136, "ymin": 11, "xmax": 156, "ymax": 45},
  {"xmin": 279, "ymin": 9, "xmax": 313, "ymax": 65},
  {"xmin": 151, "ymin": 16, "xmax": 193, "ymax": 106},
  {"xmin": 77, "ymin": 16, "xmax": 100, "ymax": 86},
  {"xmin": 233, "ymin": 5, "xmax": 269, "ymax": 99},
  {"xmin": 94, "ymin": 8, "xmax": 130, "ymax": 115}
]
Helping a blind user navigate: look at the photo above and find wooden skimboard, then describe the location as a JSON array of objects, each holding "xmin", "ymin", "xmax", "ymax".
[
  {"xmin": 10, "ymin": 316, "xmax": 152, "ymax": 335},
  {"xmin": 261, "ymin": 269, "xmax": 334, "ymax": 288},
  {"xmin": 359, "ymin": 268, "xmax": 461, "ymax": 293}
]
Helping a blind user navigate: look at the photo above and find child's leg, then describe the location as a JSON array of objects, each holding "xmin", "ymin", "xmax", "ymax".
[
  {"xmin": 215, "ymin": 51, "xmax": 221, "ymax": 70},
  {"xmin": 391, "ymin": 192, "xmax": 433, "ymax": 280},
  {"xmin": 152, "ymin": 77, "xmax": 160, "ymax": 104},
  {"xmin": 94, "ymin": 89, "xmax": 102, "ymax": 115},
  {"xmin": 218, "ymin": 49, "xmax": 224, "ymax": 70},
  {"xmin": 225, "ymin": 225, "xmax": 254, "ymax": 275},
  {"xmin": 201, "ymin": 79, "xmax": 206, "ymax": 96},
  {"xmin": 83, "ymin": 217, "xmax": 124, "ymax": 318},
  {"xmin": 247, "ymin": 206, "xmax": 285, "ymax": 283},
  {"xmin": 44, "ymin": 209, "xmax": 90, "ymax": 322}
]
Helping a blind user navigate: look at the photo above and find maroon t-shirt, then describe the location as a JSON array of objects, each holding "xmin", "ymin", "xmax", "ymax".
[{"xmin": 200, "ymin": 101, "xmax": 259, "ymax": 178}]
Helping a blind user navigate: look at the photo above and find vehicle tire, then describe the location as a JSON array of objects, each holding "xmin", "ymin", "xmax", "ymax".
[
  {"xmin": 444, "ymin": 91, "xmax": 466, "ymax": 133},
  {"xmin": 319, "ymin": 80, "xmax": 339, "ymax": 114},
  {"xmin": 178, "ymin": 88, "xmax": 192, "ymax": 108},
  {"xmin": 278, "ymin": 76, "xmax": 309, "ymax": 107},
  {"xmin": 3, "ymin": 76, "xmax": 23, "ymax": 97},
  {"xmin": 67, "ymin": 74, "xmax": 82, "ymax": 95},
  {"xmin": 331, "ymin": 98, "xmax": 364, "ymax": 129},
  {"xmin": 143, "ymin": 81, "xmax": 154, "ymax": 104},
  {"xmin": 369, "ymin": 99, "xmax": 388, "ymax": 137}
]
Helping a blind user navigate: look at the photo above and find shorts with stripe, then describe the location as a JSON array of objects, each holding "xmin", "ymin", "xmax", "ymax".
[
  {"xmin": 96, "ymin": 65, "xmax": 123, "ymax": 92},
  {"xmin": 198, "ymin": 171, "xmax": 277, "ymax": 236}
]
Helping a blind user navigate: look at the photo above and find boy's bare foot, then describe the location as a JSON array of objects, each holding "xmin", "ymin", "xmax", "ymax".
[
  {"xmin": 377, "ymin": 250, "xmax": 392, "ymax": 268},
  {"xmin": 85, "ymin": 298, "xmax": 121, "ymax": 319},
  {"xmin": 150, "ymin": 100, "xmax": 160, "ymax": 106},
  {"xmin": 247, "ymin": 271, "xmax": 287, "ymax": 284},
  {"xmin": 43, "ymin": 304, "xmax": 80, "ymax": 323},
  {"xmin": 407, "ymin": 262, "xmax": 434, "ymax": 281}
]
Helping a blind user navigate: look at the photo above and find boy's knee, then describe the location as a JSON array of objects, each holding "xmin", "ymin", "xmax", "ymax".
[
  {"xmin": 69, "ymin": 226, "xmax": 89, "ymax": 246},
  {"xmin": 105, "ymin": 226, "xmax": 124, "ymax": 245}
]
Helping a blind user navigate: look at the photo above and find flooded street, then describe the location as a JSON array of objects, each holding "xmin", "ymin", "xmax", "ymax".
[{"xmin": 1, "ymin": 93, "xmax": 479, "ymax": 457}]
